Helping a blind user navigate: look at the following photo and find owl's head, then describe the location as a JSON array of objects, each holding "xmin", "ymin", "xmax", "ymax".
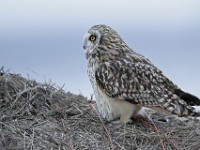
[{"xmin": 83, "ymin": 24, "xmax": 130, "ymax": 60}]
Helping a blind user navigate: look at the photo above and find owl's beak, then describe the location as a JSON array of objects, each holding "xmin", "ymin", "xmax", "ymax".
[
  {"xmin": 83, "ymin": 32, "xmax": 90, "ymax": 50},
  {"xmin": 83, "ymin": 43, "xmax": 90, "ymax": 50}
]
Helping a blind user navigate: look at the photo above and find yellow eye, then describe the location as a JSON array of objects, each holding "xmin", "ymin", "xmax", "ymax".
[{"xmin": 89, "ymin": 35, "xmax": 96, "ymax": 42}]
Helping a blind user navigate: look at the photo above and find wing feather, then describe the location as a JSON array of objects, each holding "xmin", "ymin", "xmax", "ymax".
[{"xmin": 95, "ymin": 55, "xmax": 174, "ymax": 106}]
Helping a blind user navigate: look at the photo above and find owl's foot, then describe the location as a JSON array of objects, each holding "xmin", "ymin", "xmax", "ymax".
[
  {"xmin": 89, "ymin": 94, "xmax": 96, "ymax": 104},
  {"xmin": 106, "ymin": 118, "xmax": 133, "ymax": 124},
  {"xmin": 88, "ymin": 100, "xmax": 96, "ymax": 104},
  {"xmin": 119, "ymin": 118, "xmax": 133, "ymax": 124}
]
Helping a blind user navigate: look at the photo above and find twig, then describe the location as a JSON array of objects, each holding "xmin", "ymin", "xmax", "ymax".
[
  {"xmin": 139, "ymin": 116, "xmax": 180, "ymax": 150},
  {"xmin": 182, "ymin": 126, "xmax": 199, "ymax": 144},
  {"xmin": 91, "ymin": 104, "xmax": 115, "ymax": 150},
  {"xmin": 166, "ymin": 137, "xmax": 180, "ymax": 150},
  {"xmin": 31, "ymin": 129, "xmax": 35, "ymax": 150},
  {"xmin": 13, "ymin": 93, "xmax": 38, "ymax": 115},
  {"xmin": 138, "ymin": 118, "xmax": 166, "ymax": 150},
  {"xmin": 61, "ymin": 119, "xmax": 75, "ymax": 150},
  {"xmin": 158, "ymin": 122, "xmax": 180, "ymax": 150},
  {"xmin": 10, "ymin": 86, "xmax": 38, "ymax": 108},
  {"xmin": 122, "ymin": 123, "xmax": 127, "ymax": 150},
  {"xmin": 23, "ymin": 132, "xmax": 26, "ymax": 149}
]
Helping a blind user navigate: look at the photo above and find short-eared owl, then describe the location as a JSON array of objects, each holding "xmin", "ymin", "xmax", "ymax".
[{"xmin": 83, "ymin": 24, "xmax": 200, "ymax": 123}]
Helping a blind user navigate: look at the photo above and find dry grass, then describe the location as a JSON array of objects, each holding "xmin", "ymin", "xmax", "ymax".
[{"xmin": 0, "ymin": 69, "xmax": 200, "ymax": 150}]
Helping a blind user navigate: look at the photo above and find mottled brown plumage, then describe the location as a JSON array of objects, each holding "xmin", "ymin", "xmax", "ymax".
[{"xmin": 83, "ymin": 24, "xmax": 200, "ymax": 123}]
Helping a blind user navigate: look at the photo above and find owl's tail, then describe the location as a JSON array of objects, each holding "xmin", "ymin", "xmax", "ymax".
[
  {"xmin": 163, "ymin": 90, "xmax": 200, "ymax": 117},
  {"xmin": 174, "ymin": 89, "xmax": 200, "ymax": 106},
  {"xmin": 171, "ymin": 100, "xmax": 200, "ymax": 117},
  {"xmin": 159, "ymin": 99, "xmax": 199, "ymax": 117}
]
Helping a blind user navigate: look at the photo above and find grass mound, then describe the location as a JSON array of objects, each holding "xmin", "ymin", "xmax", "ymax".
[{"xmin": 0, "ymin": 70, "xmax": 200, "ymax": 150}]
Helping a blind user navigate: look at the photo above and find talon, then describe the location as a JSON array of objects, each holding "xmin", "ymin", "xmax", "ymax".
[
  {"xmin": 88, "ymin": 100, "xmax": 96, "ymax": 104},
  {"xmin": 127, "ymin": 118, "xmax": 133, "ymax": 124}
]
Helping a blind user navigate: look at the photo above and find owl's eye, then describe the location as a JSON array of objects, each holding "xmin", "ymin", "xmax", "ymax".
[{"xmin": 89, "ymin": 35, "xmax": 96, "ymax": 42}]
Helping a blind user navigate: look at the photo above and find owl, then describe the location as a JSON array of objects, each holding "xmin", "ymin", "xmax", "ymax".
[{"xmin": 83, "ymin": 24, "xmax": 200, "ymax": 123}]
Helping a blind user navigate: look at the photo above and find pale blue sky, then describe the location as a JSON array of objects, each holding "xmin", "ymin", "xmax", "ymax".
[{"xmin": 0, "ymin": 0, "xmax": 200, "ymax": 98}]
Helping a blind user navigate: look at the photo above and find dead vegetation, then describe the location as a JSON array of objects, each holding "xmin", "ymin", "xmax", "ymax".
[{"xmin": 0, "ymin": 69, "xmax": 200, "ymax": 150}]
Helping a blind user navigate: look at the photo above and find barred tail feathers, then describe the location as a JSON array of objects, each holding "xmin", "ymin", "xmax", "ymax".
[
  {"xmin": 174, "ymin": 89, "xmax": 200, "ymax": 106},
  {"xmin": 161, "ymin": 94, "xmax": 200, "ymax": 117}
]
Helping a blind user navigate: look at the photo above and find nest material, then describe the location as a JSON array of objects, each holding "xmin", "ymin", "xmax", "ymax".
[{"xmin": 0, "ymin": 70, "xmax": 200, "ymax": 150}]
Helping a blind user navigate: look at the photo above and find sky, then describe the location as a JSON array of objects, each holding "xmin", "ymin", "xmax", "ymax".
[{"xmin": 0, "ymin": 0, "xmax": 200, "ymax": 98}]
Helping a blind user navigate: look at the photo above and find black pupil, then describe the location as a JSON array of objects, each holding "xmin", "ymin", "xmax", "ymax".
[{"xmin": 90, "ymin": 35, "xmax": 96, "ymax": 41}]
